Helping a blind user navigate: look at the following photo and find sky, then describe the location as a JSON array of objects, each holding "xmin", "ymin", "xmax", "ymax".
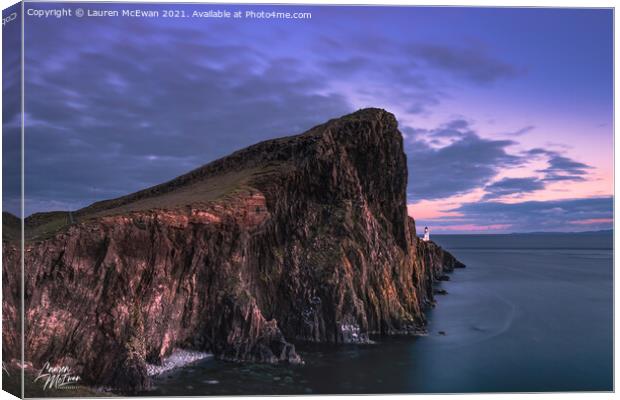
[{"xmin": 7, "ymin": 3, "xmax": 613, "ymax": 233}]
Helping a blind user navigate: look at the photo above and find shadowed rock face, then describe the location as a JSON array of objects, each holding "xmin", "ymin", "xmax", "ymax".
[{"xmin": 2, "ymin": 108, "xmax": 463, "ymax": 392}]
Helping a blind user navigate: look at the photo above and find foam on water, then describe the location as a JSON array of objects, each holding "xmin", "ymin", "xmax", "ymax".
[{"xmin": 146, "ymin": 349, "xmax": 212, "ymax": 376}]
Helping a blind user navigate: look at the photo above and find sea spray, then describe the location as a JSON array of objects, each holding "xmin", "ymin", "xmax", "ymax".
[{"xmin": 146, "ymin": 349, "xmax": 212, "ymax": 376}]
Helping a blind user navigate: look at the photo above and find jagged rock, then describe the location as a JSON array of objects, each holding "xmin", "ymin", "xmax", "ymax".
[{"xmin": 2, "ymin": 108, "xmax": 462, "ymax": 391}]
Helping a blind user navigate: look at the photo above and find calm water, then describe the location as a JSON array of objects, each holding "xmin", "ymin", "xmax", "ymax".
[{"xmin": 143, "ymin": 233, "xmax": 613, "ymax": 395}]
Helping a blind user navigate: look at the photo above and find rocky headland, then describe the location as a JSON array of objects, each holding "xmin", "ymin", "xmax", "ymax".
[{"xmin": 2, "ymin": 108, "xmax": 464, "ymax": 393}]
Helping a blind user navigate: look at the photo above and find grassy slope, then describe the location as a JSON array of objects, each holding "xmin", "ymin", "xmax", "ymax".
[{"xmin": 19, "ymin": 166, "xmax": 283, "ymax": 242}]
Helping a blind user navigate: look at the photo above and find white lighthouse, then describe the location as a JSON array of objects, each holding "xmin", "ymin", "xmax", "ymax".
[{"xmin": 423, "ymin": 226, "xmax": 430, "ymax": 242}]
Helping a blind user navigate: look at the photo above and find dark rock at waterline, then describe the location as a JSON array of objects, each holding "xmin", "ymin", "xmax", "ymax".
[
  {"xmin": 434, "ymin": 289, "xmax": 448, "ymax": 295},
  {"xmin": 3, "ymin": 108, "xmax": 463, "ymax": 391}
]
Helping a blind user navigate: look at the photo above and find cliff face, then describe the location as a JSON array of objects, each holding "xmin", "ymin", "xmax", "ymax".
[{"xmin": 2, "ymin": 108, "xmax": 463, "ymax": 392}]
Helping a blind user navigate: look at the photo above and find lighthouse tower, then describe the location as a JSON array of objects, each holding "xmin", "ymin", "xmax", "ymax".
[{"xmin": 423, "ymin": 226, "xmax": 430, "ymax": 242}]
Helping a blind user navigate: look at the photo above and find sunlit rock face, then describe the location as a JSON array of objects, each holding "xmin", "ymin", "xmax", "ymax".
[{"xmin": 2, "ymin": 108, "xmax": 463, "ymax": 391}]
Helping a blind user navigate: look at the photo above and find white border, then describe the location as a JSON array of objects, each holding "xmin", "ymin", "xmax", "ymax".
[{"xmin": 0, "ymin": 1, "xmax": 615, "ymax": 400}]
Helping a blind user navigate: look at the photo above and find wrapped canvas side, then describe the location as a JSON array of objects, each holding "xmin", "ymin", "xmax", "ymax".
[{"xmin": 2, "ymin": 2, "xmax": 24, "ymax": 398}]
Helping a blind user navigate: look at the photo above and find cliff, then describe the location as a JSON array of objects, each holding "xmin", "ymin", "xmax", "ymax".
[{"xmin": 2, "ymin": 108, "xmax": 464, "ymax": 392}]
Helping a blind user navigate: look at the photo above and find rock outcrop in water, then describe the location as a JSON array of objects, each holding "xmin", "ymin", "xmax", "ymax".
[{"xmin": 2, "ymin": 108, "xmax": 463, "ymax": 392}]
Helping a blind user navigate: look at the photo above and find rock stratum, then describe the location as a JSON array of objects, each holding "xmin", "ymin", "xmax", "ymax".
[{"xmin": 2, "ymin": 108, "xmax": 464, "ymax": 392}]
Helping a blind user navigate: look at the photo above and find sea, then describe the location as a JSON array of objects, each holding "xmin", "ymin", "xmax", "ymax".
[{"xmin": 142, "ymin": 233, "xmax": 613, "ymax": 395}]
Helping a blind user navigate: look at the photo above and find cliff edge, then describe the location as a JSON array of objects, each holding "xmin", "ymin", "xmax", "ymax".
[{"xmin": 2, "ymin": 108, "xmax": 464, "ymax": 392}]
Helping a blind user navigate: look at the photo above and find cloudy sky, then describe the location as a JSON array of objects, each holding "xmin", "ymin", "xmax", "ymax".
[{"xmin": 12, "ymin": 4, "xmax": 613, "ymax": 233}]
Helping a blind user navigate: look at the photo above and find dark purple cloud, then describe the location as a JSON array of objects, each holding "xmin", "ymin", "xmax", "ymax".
[
  {"xmin": 525, "ymin": 148, "xmax": 593, "ymax": 182},
  {"xmin": 411, "ymin": 43, "xmax": 522, "ymax": 84},
  {"xmin": 482, "ymin": 177, "xmax": 545, "ymax": 200},
  {"xmin": 406, "ymin": 122, "xmax": 522, "ymax": 201},
  {"xmin": 448, "ymin": 196, "xmax": 612, "ymax": 232},
  {"xmin": 501, "ymin": 125, "xmax": 536, "ymax": 137},
  {"xmin": 406, "ymin": 121, "xmax": 594, "ymax": 202}
]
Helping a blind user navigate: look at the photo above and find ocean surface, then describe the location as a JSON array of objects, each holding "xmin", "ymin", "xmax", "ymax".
[{"xmin": 143, "ymin": 233, "xmax": 613, "ymax": 395}]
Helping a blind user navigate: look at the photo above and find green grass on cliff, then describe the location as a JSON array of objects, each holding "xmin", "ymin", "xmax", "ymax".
[{"xmin": 18, "ymin": 166, "xmax": 284, "ymax": 242}]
